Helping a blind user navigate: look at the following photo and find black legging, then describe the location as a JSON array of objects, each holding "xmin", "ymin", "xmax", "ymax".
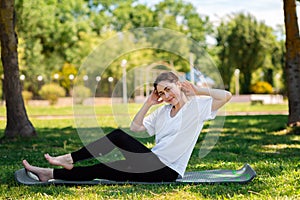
[{"xmin": 53, "ymin": 129, "xmax": 178, "ymax": 182}]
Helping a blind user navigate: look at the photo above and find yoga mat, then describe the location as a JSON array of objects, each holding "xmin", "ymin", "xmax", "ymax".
[{"xmin": 15, "ymin": 163, "xmax": 256, "ymax": 185}]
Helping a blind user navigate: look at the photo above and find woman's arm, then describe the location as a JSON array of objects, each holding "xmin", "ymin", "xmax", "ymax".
[
  {"xmin": 130, "ymin": 103, "xmax": 151, "ymax": 132},
  {"xmin": 130, "ymin": 90, "xmax": 163, "ymax": 132},
  {"xmin": 181, "ymin": 81, "xmax": 232, "ymax": 111},
  {"xmin": 196, "ymin": 87, "xmax": 232, "ymax": 111}
]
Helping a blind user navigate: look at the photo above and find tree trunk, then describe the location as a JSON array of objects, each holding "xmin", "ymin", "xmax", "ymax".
[
  {"xmin": 240, "ymin": 68, "xmax": 252, "ymax": 94},
  {"xmin": 0, "ymin": 0, "xmax": 36, "ymax": 137},
  {"xmin": 283, "ymin": 0, "xmax": 300, "ymax": 127}
]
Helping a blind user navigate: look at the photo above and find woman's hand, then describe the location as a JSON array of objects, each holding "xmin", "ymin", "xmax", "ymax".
[
  {"xmin": 130, "ymin": 90, "xmax": 163, "ymax": 132},
  {"xmin": 180, "ymin": 80, "xmax": 199, "ymax": 96},
  {"xmin": 146, "ymin": 90, "xmax": 163, "ymax": 106}
]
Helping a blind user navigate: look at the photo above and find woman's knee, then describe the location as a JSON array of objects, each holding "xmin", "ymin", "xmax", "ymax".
[{"xmin": 107, "ymin": 129, "xmax": 129, "ymax": 142}]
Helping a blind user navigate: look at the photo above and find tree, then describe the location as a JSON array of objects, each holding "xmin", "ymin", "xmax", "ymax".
[
  {"xmin": 283, "ymin": 0, "xmax": 300, "ymax": 127},
  {"xmin": 112, "ymin": 1, "xmax": 156, "ymax": 31},
  {"xmin": 215, "ymin": 21, "xmax": 234, "ymax": 90},
  {"xmin": 154, "ymin": 0, "xmax": 211, "ymax": 43},
  {"xmin": 14, "ymin": 0, "xmax": 98, "ymax": 96},
  {"xmin": 216, "ymin": 13, "xmax": 277, "ymax": 93},
  {"xmin": 0, "ymin": 0, "xmax": 36, "ymax": 138}
]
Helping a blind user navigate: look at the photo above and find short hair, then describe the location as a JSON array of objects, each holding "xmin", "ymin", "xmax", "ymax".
[{"xmin": 154, "ymin": 72, "xmax": 179, "ymax": 90}]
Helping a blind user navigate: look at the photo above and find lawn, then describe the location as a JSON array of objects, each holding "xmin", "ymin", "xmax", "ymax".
[
  {"xmin": 0, "ymin": 103, "xmax": 299, "ymax": 199},
  {"xmin": 0, "ymin": 101, "xmax": 289, "ymax": 118}
]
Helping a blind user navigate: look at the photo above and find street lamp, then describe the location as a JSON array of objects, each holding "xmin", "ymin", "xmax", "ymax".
[
  {"xmin": 108, "ymin": 77, "xmax": 114, "ymax": 97},
  {"xmin": 260, "ymin": 71, "xmax": 264, "ymax": 81},
  {"xmin": 96, "ymin": 76, "xmax": 101, "ymax": 82},
  {"xmin": 37, "ymin": 75, "xmax": 43, "ymax": 91},
  {"xmin": 37, "ymin": 75, "xmax": 43, "ymax": 82},
  {"xmin": 20, "ymin": 74, "xmax": 25, "ymax": 81},
  {"xmin": 121, "ymin": 59, "xmax": 127, "ymax": 104},
  {"xmin": 69, "ymin": 74, "xmax": 75, "ymax": 96},
  {"xmin": 53, "ymin": 73, "xmax": 59, "ymax": 84},
  {"xmin": 69, "ymin": 74, "xmax": 74, "ymax": 81},
  {"xmin": 108, "ymin": 77, "xmax": 113, "ymax": 83},
  {"xmin": 83, "ymin": 75, "xmax": 89, "ymax": 87},
  {"xmin": 189, "ymin": 53, "xmax": 195, "ymax": 84},
  {"xmin": 54, "ymin": 73, "xmax": 59, "ymax": 81},
  {"xmin": 234, "ymin": 69, "xmax": 240, "ymax": 96},
  {"xmin": 20, "ymin": 74, "xmax": 25, "ymax": 90},
  {"xmin": 275, "ymin": 73, "xmax": 281, "ymax": 93},
  {"xmin": 83, "ymin": 75, "xmax": 89, "ymax": 81}
]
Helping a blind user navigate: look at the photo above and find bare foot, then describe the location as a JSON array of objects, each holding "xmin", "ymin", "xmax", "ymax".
[
  {"xmin": 22, "ymin": 160, "xmax": 53, "ymax": 182},
  {"xmin": 44, "ymin": 153, "xmax": 74, "ymax": 170}
]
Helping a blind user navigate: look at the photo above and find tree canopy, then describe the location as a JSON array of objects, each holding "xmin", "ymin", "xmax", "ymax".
[
  {"xmin": 1, "ymin": 0, "xmax": 287, "ymax": 97},
  {"xmin": 215, "ymin": 13, "xmax": 279, "ymax": 93}
]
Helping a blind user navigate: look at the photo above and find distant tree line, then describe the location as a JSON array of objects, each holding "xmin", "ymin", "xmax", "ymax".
[{"xmin": 0, "ymin": 0, "xmax": 285, "ymax": 97}]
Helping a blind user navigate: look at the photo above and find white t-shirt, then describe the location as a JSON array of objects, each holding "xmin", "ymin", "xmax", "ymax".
[{"xmin": 143, "ymin": 96, "xmax": 217, "ymax": 177}]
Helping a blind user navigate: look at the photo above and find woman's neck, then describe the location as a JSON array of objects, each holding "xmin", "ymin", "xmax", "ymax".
[{"xmin": 173, "ymin": 93, "xmax": 188, "ymax": 111}]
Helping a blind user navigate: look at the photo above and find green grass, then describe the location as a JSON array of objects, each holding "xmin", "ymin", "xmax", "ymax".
[
  {"xmin": 225, "ymin": 102, "xmax": 288, "ymax": 113},
  {"xmin": 0, "ymin": 103, "xmax": 299, "ymax": 199},
  {"xmin": 0, "ymin": 102, "xmax": 288, "ymax": 118}
]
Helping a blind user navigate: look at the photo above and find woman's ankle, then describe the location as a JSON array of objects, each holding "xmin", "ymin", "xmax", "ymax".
[
  {"xmin": 22, "ymin": 160, "xmax": 54, "ymax": 182},
  {"xmin": 65, "ymin": 154, "xmax": 73, "ymax": 164},
  {"xmin": 44, "ymin": 153, "xmax": 74, "ymax": 170}
]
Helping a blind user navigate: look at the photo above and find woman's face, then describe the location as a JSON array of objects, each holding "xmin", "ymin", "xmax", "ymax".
[{"xmin": 156, "ymin": 81, "xmax": 182, "ymax": 105}]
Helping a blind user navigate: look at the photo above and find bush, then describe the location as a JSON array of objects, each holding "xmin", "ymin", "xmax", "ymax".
[
  {"xmin": 22, "ymin": 90, "xmax": 33, "ymax": 104},
  {"xmin": 73, "ymin": 85, "xmax": 91, "ymax": 104},
  {"xmin": 250, "ymin": 81, "xmax": 273, "ymax": 94},
  {"xmin": 39, "ymin": 84, "xmax": 66, "ymax": 105}
]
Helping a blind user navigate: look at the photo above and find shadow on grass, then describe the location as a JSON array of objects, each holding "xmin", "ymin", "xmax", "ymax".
[
  {"xmin": 0, "ymin": 115, "xmax": 299, "ymax": 199},
  {"xmin": 192, "ymin": 115, "xmax": 299, "ymax": 179}
]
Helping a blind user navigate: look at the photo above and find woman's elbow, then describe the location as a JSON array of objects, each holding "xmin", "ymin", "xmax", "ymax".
[
  {"xmin": 225, "ymin": 91, "xmax": 232, "ymax": 102},
  {"xmin": 130, "ymin": 126, "xmax": 138, "ymax": 132},
  {"xmin": 130, "ymin": 124, "xmax": 145, "ymax": 132}
]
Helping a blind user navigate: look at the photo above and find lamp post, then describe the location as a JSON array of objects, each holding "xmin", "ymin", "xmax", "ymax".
[
  {"xmin": 1, "ymin": 74, "xmax": 4, "ymax": 101},
  {"xmin": 37, "ymin": 75, "xmax": 43, "ymax": 91},
  {"xmin": 189, "ymin": 53, "xmax": 194, "ymax": 84},
  {"xmin": 234, "ymin": 69, "xmax": 240, "ymax": 96},
  {"xmin": 53, "ymin": 73, "xmax": 59, "ymax": 83},
  {"xmin": 83, "ymin": 75, "xmax": 89, "ymax": 87},
  {"xmin": 96, "ymin": 76, "xmax": 101, "ymax": 82},
  {"xmin": 275, "ymin": 73, "xmax": 281, "ymax": 93},
  {"xmin": 108, "ymin": 76, "xmax": 114, "ymax": 97},
  {"xmin": 260, "ymin": 71, "xmax": 264, "ymax": 81},
  {"xmin": 69, "ymin": 74, "xmax": 74, "ymax": 96},
  {"xmin": 83, "ymin": 75, "xmax": 89, "ymax": 81},
  {"xmin": 95, "ymin": 76, "xmax": 101, "ymax": 96},
  {"xmin": 69, "ymin": 74, "xmax": 74, "ymax": 81},
  {"xmin": 121, "ymin": 59, "xmax": 127, "ymax": 104},
  {"xmin": 37, "ymin": 75, "xmax": 43, "ymax": 82},
  {"xmin": 20, "ymin": 74, "xmax": 25, "ymax": 90}
]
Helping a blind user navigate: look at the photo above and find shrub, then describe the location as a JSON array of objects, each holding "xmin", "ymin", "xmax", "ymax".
[
  {"xmin": 22, "ymin": 90, "xmax": 33, "ymax": 104},
  {"xmin": 250, "ymin": 81, "xmax": 273, "ymax": 94},
  {"xmin": 39, "ymin": 84, "xmax": 66, "ymax": 105},
  {"xmin": 73, "ymin": 85, "xmax": 91, "ymax": 104}
]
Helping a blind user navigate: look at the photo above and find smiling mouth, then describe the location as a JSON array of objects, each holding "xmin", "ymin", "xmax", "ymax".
[{"xmin": 166, "ymin": 97, "xmax": 174, "ymax": 102}]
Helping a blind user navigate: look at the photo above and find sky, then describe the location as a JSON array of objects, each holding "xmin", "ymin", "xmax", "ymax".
[{"xmin": 138, "ymin": 0, "xmax": 300, "ymax": 29}]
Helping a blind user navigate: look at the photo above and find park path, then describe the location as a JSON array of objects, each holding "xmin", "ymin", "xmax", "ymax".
[{"xmin": 0, "ymin": 111, "xmax": 289, "ymax": 120}]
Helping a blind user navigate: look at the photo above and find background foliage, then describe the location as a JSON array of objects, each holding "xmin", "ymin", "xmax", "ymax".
[{"xmin": 0, "ymin": 0, "xmax": 286, "ymax": 97}]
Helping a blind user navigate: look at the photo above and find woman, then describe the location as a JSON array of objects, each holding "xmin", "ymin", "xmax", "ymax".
[{"xmin": 22, "ymin": 71, "xmax": 232, "ymax": 182}]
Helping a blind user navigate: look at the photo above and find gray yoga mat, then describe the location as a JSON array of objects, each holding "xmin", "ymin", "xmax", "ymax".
[{"xmin": 14, "ymin": 163, "xmax": 256, "ymax": 185}]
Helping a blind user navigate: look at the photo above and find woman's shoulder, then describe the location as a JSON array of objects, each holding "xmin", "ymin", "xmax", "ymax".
[
  {"xmin": 193, "ymin": 96, "xmax": 212, "ymax": 102},
  {"xmin": 187, "ymin": 96, "xmax": 212, "ymax": 106}
]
